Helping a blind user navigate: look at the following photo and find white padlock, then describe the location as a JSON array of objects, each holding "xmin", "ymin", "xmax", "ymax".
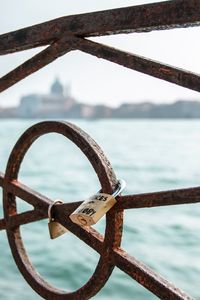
[{"xmin": 70, "ymin": 179, "xmax": 126, "ymax": 226}]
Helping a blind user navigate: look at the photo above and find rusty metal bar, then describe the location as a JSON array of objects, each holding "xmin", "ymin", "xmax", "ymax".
[
  {"xmin": 114, "ymin": 248, "xmax": 192, "ymax": 300},
  {"xmin": 2, "ymin": 33, "xmax": 200, "ymax": 95},
  {"xmin": 56, "ymin": 205, "xmax": 104, "ymax": 254},
  {"xmin": 9, "ymin": 209, "xmax": 46, "ymax": 228},
  {"xmin": 51, "ymin": 204, "xmax": 194, "ymax": 299},
  {"xmin": 0, "ymin": 218, "xmax": 6, "ymax": 230},
  {"xmin": 116, "ymin": 186, "xmax": 200, "ymax": 210},
  {"xmin": 3, "ymin": 210, "xmax": 46, "ymax": 230},
  {"xmin": 3, "ymin": 169, "xmax": 200, "ymax": 214},
  {"xmin": 0, "ymin": 37, "xmax": 77, "ymax": 93},
  {"xmin": 75, "ymin": 38, "xmax": 200, "ymax": 93},
  {"xmin": 56, "ymin": 214, "xmax": 192, "ymax": 299},
  {"xmin": 0, "ymin": 171, "xmax": 4, "ymax": 187},
  {"xmin": 0, "ymin": 0, "xmax": 200, "ymax": 55},
  {"xmin": 57, "ymin": 204, "xmax": 193, "ymax": 300},
  {"xmin": 7, "ymin": 179, "xmax": 52, "ymax": 209}
]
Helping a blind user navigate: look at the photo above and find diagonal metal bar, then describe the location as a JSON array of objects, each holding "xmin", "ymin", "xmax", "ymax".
[
  {"xmin": 56, "ymin": 204, "xmax": 192, "ymax": 299},
  {"xmin": 75, "ymin": 38, "xmax": 200, "ymax": 93},
  {"xmin": 116, "ymin": 186, "xmax": 200, "ymax": 210},
  {"xmin": 56, "ymin": 204, "xmax": 104, "ymax": 254},
  {"xmin": 1, "ymin": 171, "xmax": 82, "ymax": 211},
  {"xmin": 7, "ymin": 179, "xmax": 52, "ymax": 209},
  {"xmin": 0, "ymin": 0, "xmax": 200, "ymax": 55},
  {"xmin": 54, "ymin": 205, "xmax": 192, "ymax": 299},
  {"xmin": 114, "ymin": 248, "xmax": 192, "ymax": 300},
  {"xmin": 0, "ymin": 37, "xmax": 77, "ymax": 93}
]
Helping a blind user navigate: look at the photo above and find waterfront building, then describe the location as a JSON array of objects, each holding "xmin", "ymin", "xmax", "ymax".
[{"xmin": 18, "ymin": 78, "xmax": 75, "ymax": 118}]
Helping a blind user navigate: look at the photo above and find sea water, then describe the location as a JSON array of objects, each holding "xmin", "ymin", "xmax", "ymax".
[{"xmin": 0, "ymin": 119, "xmax": 200, "ymax": 300}]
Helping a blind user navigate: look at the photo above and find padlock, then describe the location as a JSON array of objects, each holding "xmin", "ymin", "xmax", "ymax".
[
  {"xmin": 48, "ymin": 199, "xmax": 68, "ymax": 239},
  {"xmin": 70, "ymin": 179, "xmax": 126, "ymax": 227}
]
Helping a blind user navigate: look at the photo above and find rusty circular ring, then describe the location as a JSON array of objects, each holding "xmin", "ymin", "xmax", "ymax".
[{"xmin": 3, "ymin": 121, "xmax": 123, "ymax": 300}]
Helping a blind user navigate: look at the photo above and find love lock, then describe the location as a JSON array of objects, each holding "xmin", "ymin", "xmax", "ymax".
[
  {"xmin": 70, "ymin": 179, "xmax": 126, "ymax": 226},
  {"xmin": 48, "ymin": 199, "xmax": 68, "ymax": 239}
]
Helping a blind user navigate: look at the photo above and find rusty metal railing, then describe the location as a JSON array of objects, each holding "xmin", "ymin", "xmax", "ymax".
[{"xmin": 0, "ymin": 1, "xmax": 200, "ymax": 299}]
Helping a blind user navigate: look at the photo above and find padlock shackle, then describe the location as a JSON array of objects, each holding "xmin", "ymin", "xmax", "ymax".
[
  {"xmin": 48, "ymin": 199, "xmax": 63, "ymax": 221},
  {"xmin": 112, "ymin": 179, "xmax": 126, "ymax": 198}
]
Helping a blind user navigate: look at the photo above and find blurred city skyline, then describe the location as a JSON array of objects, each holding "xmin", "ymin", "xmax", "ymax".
[{"xmin": 1, "ymin": 0, "xmax": 200, "ymax": 108}]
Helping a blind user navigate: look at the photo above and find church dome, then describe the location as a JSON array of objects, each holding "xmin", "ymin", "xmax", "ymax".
[{"xmin": 50, "ymin": 78, "xmax": 64, "ymax": 96}]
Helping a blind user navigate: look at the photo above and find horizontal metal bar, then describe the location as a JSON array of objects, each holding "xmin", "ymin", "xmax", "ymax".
[
  {"xmin": 0, "ymin": 37, "xmax": 77, "ymax": 93},
  {"xmin": 8, "ymin": 209, "xmax": 47, "ymax": 228},
  {"xmin": 3, "ymin": 169, "xmax": 200, "ymax": 219},
  {"xmin": 114, "ymin": 248, "xmax": 192, "ymax": 300},
  {"xmin": 0, "ymin": 209, "xmax": 47, "ymax": 231},
  {"xmin": 0, "ymin": 0, "xmax": 200, "ymax": 55},
  {"xmin": 76, "ymin": 38, "xmax": 200, "ymax": 93},
  {"xmin": 116, "ymin": 186, "xmax": 200, "ymax": 210}
]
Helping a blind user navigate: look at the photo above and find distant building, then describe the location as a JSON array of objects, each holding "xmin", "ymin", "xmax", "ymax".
[
  {"xmin": 1, "ymin": 78, "xmax": 200, "ymax": 119},
  {"xmin": 18, "ymin": 78, "xmax": 75, "ymax": 118}
]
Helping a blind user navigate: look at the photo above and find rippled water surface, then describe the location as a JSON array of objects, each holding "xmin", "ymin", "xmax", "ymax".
[{"xmin": 0, "ymin": 119, "xmax": 200, "ymax": 299}]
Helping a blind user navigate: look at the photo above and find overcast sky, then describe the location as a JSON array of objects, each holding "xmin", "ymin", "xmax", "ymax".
[{"xmin": 1, "ymin": 0, "xmax": 200, "ymax": 107}]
